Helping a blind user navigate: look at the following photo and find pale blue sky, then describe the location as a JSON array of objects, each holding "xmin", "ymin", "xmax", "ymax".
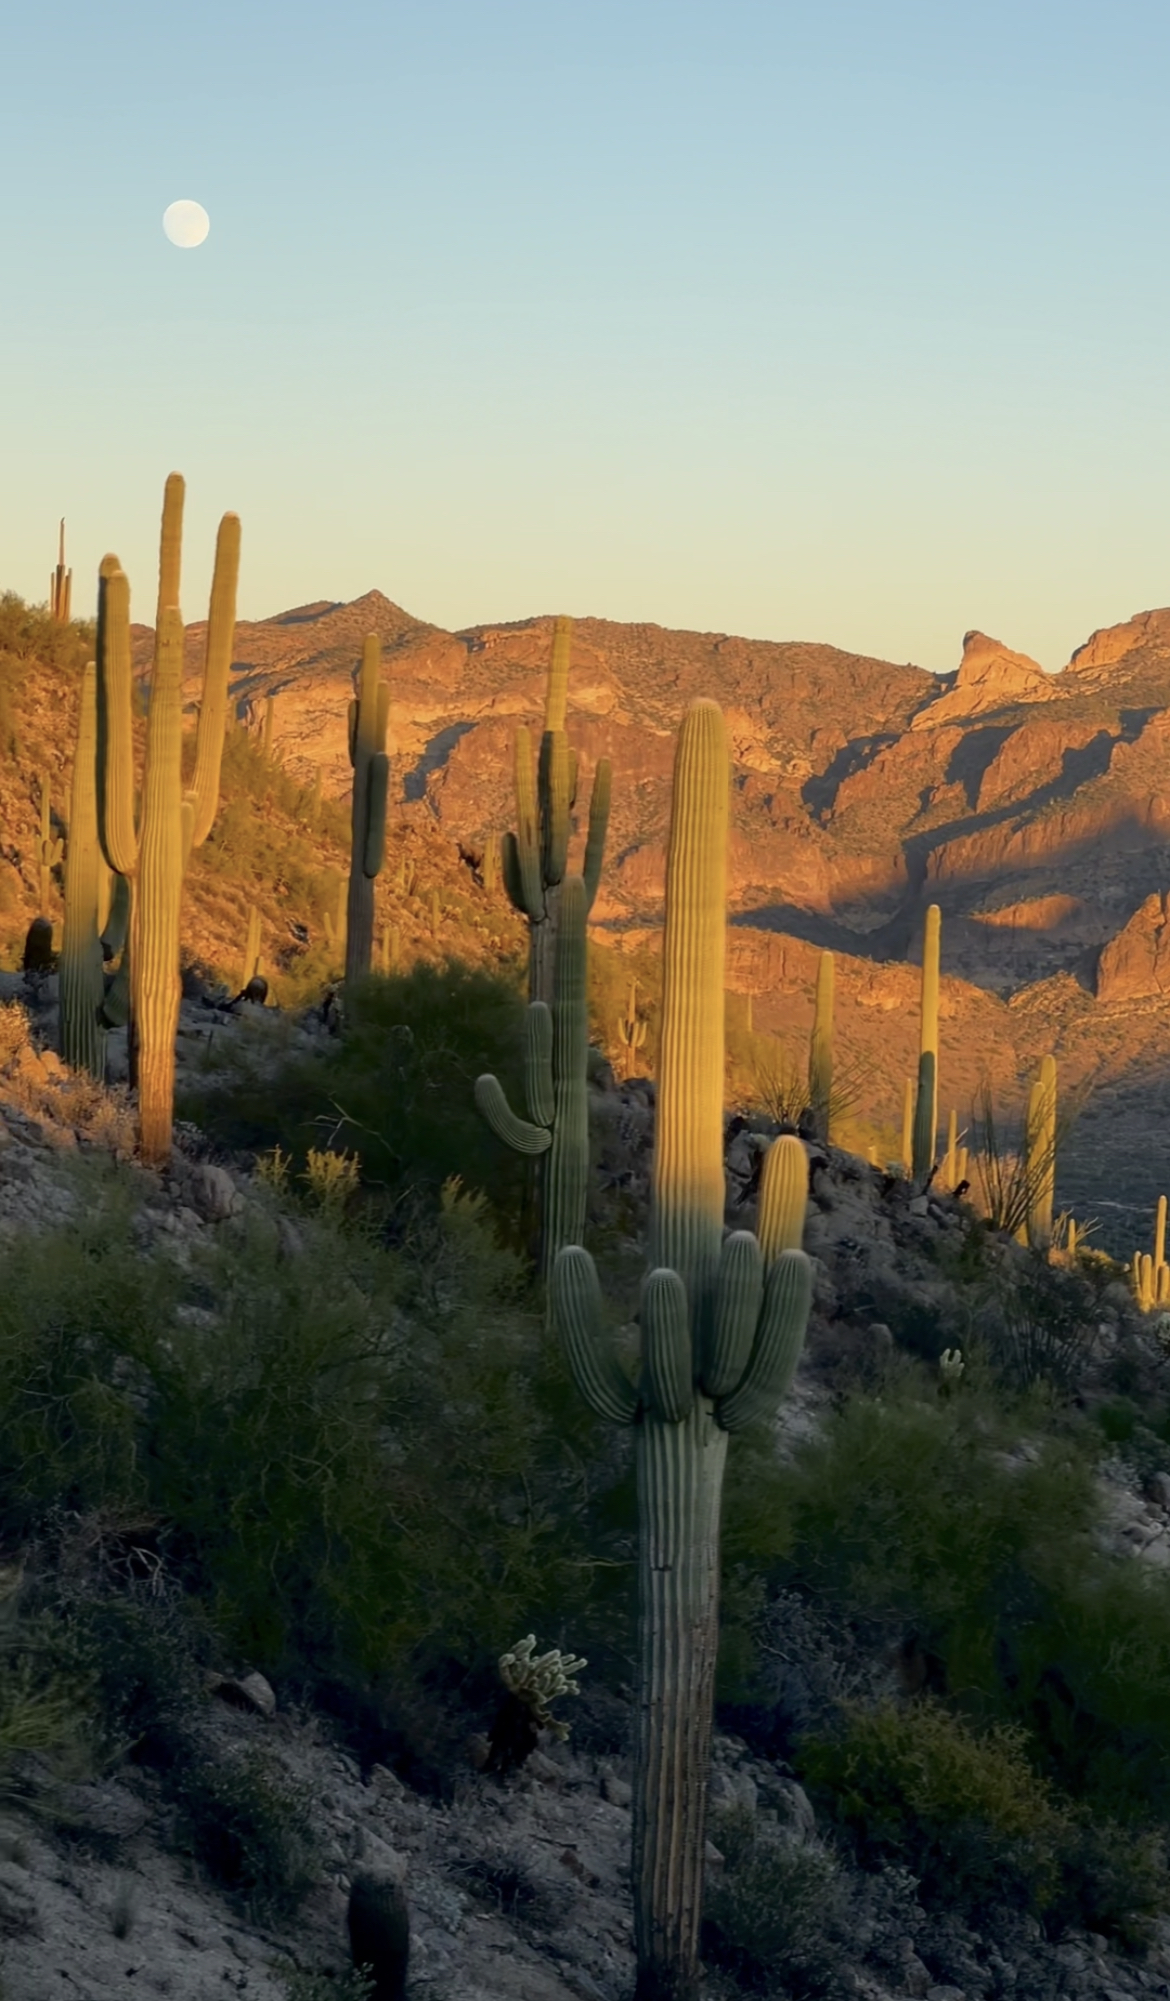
[{"xmin": 3, "ymin": 1, "xmax": 1169, "ymax": 672}]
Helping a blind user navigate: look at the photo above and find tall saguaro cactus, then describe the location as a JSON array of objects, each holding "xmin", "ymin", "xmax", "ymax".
[
  {"xmin": 503, "ymin": 616, "xmax": 612, "ymax": 1005},
  {"xmin": 344, "ymin": 635, "xmax": 390, "ymax": 983},
  {"xmin": 50, "ymin": 518, "xmax": 72, "ymax": 623},
  {"xmin": 551, "ymin": 700, "xmax": 812, "ymax": 2001},
  {"xmin": 808, "ymin": 949, "xmax": 834, "ymax": 1141},
  {"xmin": 59, "ymin": 662, "xmax": 106, "ymax": 1078},
  {"xmin": 475, "ymin": 872, "xmax": 590, "ymax": 1277},
  {"xmin": 911, "ymin": 902, "xmax": 941, "ymax": 1182},
  {"xmin": 97, "ymin": 474, "xmax": 241, "ymax": 1164}
]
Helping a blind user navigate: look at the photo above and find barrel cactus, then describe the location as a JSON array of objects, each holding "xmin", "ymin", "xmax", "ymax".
[{"xmin": 550, "ymin": 699, "xmax": 812, "ymax": 2001}]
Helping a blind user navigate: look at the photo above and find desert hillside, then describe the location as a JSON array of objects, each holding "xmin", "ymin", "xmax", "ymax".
[{"xmin": 8, "ymin": 586, "xmax": 1170, "ymax": 1243}]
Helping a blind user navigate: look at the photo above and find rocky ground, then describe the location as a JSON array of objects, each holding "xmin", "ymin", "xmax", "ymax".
[{"xmin": 1, "ymin": 973, "xmax": 1169, "ymax": 2000}]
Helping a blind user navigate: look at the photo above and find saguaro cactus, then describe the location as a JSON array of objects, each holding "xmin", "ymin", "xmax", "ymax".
[
  {"xmin": 551, "ymin": 700, "xmax": 812, "ymax": 2001},
  {"xmin": 50, "ymin": 519, "xmax": 72, "ymax": 623},
  {"xmin": 476, "ymin": 873, "xmax": 590, "ymax": 1278},
  {"xmin": 618, "ymin": 977, "xmax": 648, "ymax": 1080},
  {"xmin": 503, "ymin": 616, "xmax": 612, "ymax": 1005},
  {"xmin": 345, "ymin": 635, "xmax": 390, "ymax": 983},
  {"xmin": 911, "ymin": 903, "xmax": 941, "ymax": 1182},
  {"xmin": 58, "ymin": 662, "xmax": 106, "ymax": 1078},
  {"xmin": 36, "ymin": 772, "xmax": 64, "ymax": 915},
  {"xmin": 97, "ymin": 474, "xmax": 241, "ymax": 1164},
  {"xmin": 808, "ymin": 949, "xmax": 834, "ymax": 1141}
]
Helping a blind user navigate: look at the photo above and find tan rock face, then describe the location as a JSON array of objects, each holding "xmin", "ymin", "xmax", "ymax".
[
  {"xmin": 1097, "ymin": 892, "xmax": 1170, "ymax": 1002},
  {"xmin": 910, "ymin": 629, "xmax": 1051, "ymax": 730}
]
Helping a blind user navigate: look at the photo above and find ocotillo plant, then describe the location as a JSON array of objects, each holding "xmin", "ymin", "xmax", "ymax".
[
  {"xmin": 37, "ymin": 772, "xmax": 64, "ymax": 914},
  {"xmin": 911, "ymin": 903, "xmax": 941, "ymax": 1182},
  {"xmin": 476, "ymin": 873, "xmax": 590, "ymax": 1279},
  {"xmin": 551, "ymin": 701, "xmax": 812, "ymax": 2001},
  {"xmin": 617, "ymin": 977, "xmax": 647, "ymax": 1080},
  {"xmin": 808, "ymin": 949, "xmax": 834, "ymax": 1141},
  {"xmin": 1024, "ymin": 1054, "xmax": 1057, "ymax": 1252},
  {"xmin": 900, "ymin": 1077, "xmax": 913, "ymax": 1176},
  {"xmin": 50, "ymin": 519, "xmax": 72, "ymax": 623},
  {"xmin": 344, "ymin": 635, "xmax": 390, "ymax": 982},
  {"xmin": 261, "ymin": 693, "xmax": 277, "ymax": 760},
  {"xmin": 503, "ymin": 616, "xmax": 612, "ymax": 1005},
  {"xmin": 96, "ymin": 473, "xmax": 241, "ymax": 1164},
  {"xmin": 58, "ymin": 662, "xmax": 106, "ymax": 1079}
]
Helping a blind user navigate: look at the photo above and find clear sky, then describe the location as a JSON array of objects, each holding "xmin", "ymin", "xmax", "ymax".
[{"xmin": 3, "ymin": 1, "xmax": 1169, "ymax": 673}]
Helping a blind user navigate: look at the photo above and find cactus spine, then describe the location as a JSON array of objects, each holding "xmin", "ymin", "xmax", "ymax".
[
  {"xmin": 345, "ymin": 636, "xmax": 390, "ymax": 982},
  {"xmin": 808, "ymin": 949, "xmax": 834, "ymax": 1141},
  {"xmin": 476, "ymin": 873, "xmax": 590, "ymax": 1278},
  {"xmin": 551, "ymin": 700, "xmax": 812, "ymax": 2001},
  {"xmin": 503, "ymin": 617, "xmax": 611, "ymax": 1005},
  {"xmin": 1024, "ymin": 1054, "xmax": 1057, "ymax": 1252},
  {"xmin": 97, "ymin": 474, "xmax": 240, "ymax": 1165},
  {"xmin": 58, "ymin": 662, "xmax": 106, "ymax": 1078},
  {"xmin": 911, "ymin": 903, "xmax": 941, "ymax": 1181}
]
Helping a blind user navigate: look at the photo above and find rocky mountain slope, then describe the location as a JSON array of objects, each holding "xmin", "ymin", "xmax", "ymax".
[
  {"xmin": 9, "ymin": 584, "xmax": 1170, "ymax": 1246},
  {"xmin": 144, "ymin": 592, "xmax": 1170, "ymax": 1250}
]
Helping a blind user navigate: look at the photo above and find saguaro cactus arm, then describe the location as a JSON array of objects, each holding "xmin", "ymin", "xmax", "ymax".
[
  {"xmin": 551, "ymin": 1247, "xmax": 640, "ymax": 1424},
  {"xmin": 185, "ymin": 511, "xmax": 241, "ymax": 847}
]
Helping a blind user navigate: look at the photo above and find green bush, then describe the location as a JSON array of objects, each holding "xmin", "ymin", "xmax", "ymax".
[
  {"xmin": 798, "ymin": 1698, "xmax": 1074, "ymax": 1916},
  {"xmin": 0, "ymin": 1163, "xmax": 635, "ymax": 1726},
  {"xmin": 181, "ymin": 959, "xmax": 532, "ymax": 1225},
  {"xmin": 173, "ymin": 1739, "xmax": 321, "ymax": 1918},
  {"xmin": 701, "ymin": 1801, "xmax": 856, "ymax": 1997}
]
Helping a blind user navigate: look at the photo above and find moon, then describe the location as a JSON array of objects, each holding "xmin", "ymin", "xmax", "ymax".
[{"xmin": 162, "ymin": 200, "xmax": 210, "ymax": 248}]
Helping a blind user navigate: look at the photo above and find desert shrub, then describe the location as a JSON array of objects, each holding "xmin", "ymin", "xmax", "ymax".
[
  {"xmin": 976, "ymin": 1251, "xmax": 1103, "ymax": 1396},
  {"xmin": 0, "ymin": 1168, "xmax": 181, "ymax": 1541},
  {"xmin": 182, "ymin": 959, "xmax": 531, "ymax": 1224},
  {"xmin": 798, "ymin": 1698, "xmax": 1075, "ymax": 1916},
  {"xmin": 740, "ymin": 1374, "xmax": 1170, "ymax": 1922},
  {"xmin": 278, "ymin": 1972, "xmax": 373, "ymax": 2001},
  {"xmin": 701, "ymin": 1801, "xmax": 856, "ymax": 1997},
  {"xmin": 172, "ymin": 1739, "xmax": 322, "ymax": 1917}
]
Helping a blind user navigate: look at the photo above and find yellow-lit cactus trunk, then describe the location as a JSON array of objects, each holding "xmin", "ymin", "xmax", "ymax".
[
  {"xmin": 134, "ymin": 607, "xmax": 186, "ymax": 1163},
  {"xmin": 650, "ymin": 700, "xmax": 728, "ymax": 1314}
]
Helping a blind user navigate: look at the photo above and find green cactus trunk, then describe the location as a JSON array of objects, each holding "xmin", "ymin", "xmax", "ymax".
[
  {"xmin": 37, "ymin": 771, "xmax": 63, "ymax": 915},
  {"xmin": 503, "ymin": 618, "xmax": 612, "ymax": 1006},
  {"xmin": 59, "ymin": 661, "xmax": 107, "ymax": 1079},
  {"xmin": 475, "ymin": 874, "xmax": 590, "ymax": 1279},
  {"xmin": 96, "ymin": 476, "xmax": 240, "ymax": 1165},
  {"xmin": 552, "ymin": 699, "xmax": 812, "ymax": 2001},
  {"xmin": 633, "ymin": 1402, "xmax": 727, "ymax": 2000},
  {"xmin": 808, "ymin": 949, "xmax": 834, "ymax": 1142},
  {"xmin": 344, "ymin": 636, "xmax": 390, "ymax": 983},
  {"xmin": 912, "ymin": 903, "xmax": 941, "ymax": 1179},
  {"xmin": 134, "ymin": 604, "xmax": 186, "ymax": 1164}
]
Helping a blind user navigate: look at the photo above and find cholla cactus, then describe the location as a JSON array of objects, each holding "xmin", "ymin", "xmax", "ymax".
[
  {"xmin": 498, "ymin": 1633, "xmax": 587, "ymax": 1741},
  {"xmin": 938, "ymin": 1348, "xmax": 965, "ymax": 1392}
]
